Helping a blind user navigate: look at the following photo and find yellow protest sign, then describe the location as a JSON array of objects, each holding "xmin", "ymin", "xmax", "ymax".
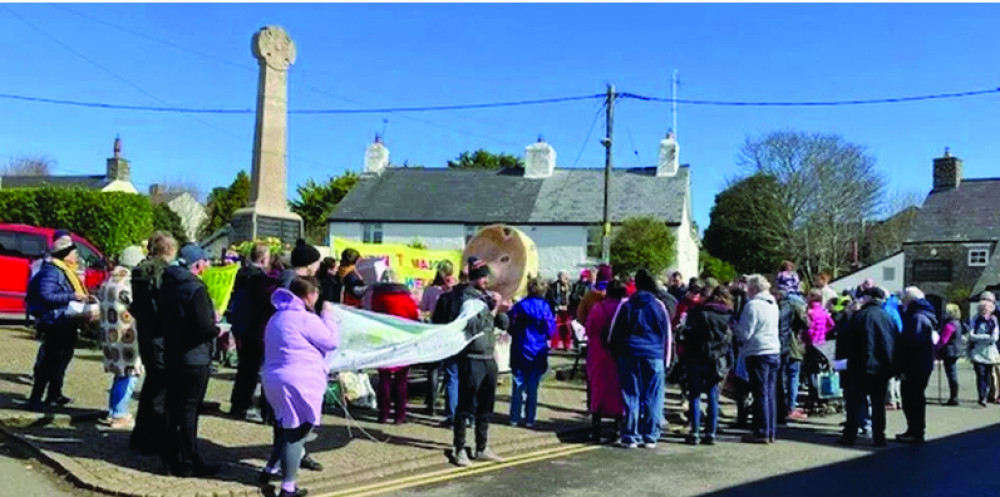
[
  {"xmin": 331, "ymin": 239, "xmax": 464, "ymax": 297},
  {"xmin": 200, "ymin": 263, "xmax": 240, "ymax": 314}
]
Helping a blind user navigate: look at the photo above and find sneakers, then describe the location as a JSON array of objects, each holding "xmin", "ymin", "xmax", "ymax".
[
  {"xmin": 278, "ymin": 489, "xmax": 309, "ymax": 497},
  {"xmin": 615, "ymin": 439, "xmax": 638, "ymax": 449},
  {"xmin": 453, "ymin": 448, "xmax": 471, "ymax": 467},
  {"xmin": 475, "ymin": 447, "xmax": 504, "ymax": 463},
  {"xmin": 787, "ymin": 410, "xmax": 808, "ymax": 421}
]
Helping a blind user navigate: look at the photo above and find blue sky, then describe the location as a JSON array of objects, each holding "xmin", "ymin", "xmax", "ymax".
[{"xmin": 2, "ymin": 3, "xmax": 999, "ymax": 232}]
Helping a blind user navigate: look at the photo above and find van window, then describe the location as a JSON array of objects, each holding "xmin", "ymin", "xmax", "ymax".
[{"xmin": 0, "ymin": 230, "xmax": 46, "ymax": 258}]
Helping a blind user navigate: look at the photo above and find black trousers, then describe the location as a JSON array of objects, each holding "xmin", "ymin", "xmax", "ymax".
[
  {"xmin": 943, "ymin": 357, "xmax": 960, "ymax": 402},
  {"xmin": 163, "ymin": 364, "xmax": 211, "ymax": 471},
  {"xmin": 425, "ymin": 361, "xmax": 442, "ymax": 414},
  {"xmin": 843, "ymin": 374, "xmax": 890, "ymax": 442},
  {"xmin": 131, "ymin": 366, "xmax": 169, "ymax": 452},
  {"xmin": 453, "ymin": 358, "xmax": 497, "ymax": 452},
  {"xmin": 29, "ymin": 329, "xmax": 77, "ymax": 403},
  {"xmin": 230, "ymin": 337, "xmax": 263, "ymax": 414},
  {"xmin": 901, "ymin": 372, "xmax": 931, "ymax": 437}
]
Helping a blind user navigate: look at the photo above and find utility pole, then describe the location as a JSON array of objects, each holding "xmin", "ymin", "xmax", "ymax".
[{"xmin": 601, "ymin": 84, "xmax": 616, "ymax": 264}]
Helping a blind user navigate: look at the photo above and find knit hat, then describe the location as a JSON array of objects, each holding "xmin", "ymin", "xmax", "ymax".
[
  {"xmin": 467, "ymin": 256, "xmax": 491, "ymax": 281},
  {"xmin": 51, "ymin": 234, "xmax": 76, "ymax": 260},
  {"xmin": 119, "ymin": 246, "xmax": 145, "ymax": 269},
  {"xmin": 178, "ymin": 243, "xmax": 208, "ymax": 267},
  {"xmin": 291, "ymin": 239, "xmax": 321, "ymax": 268},
  {"xmin": 594, "ymin": 264, "xmax": 613, "ymax": 290}
]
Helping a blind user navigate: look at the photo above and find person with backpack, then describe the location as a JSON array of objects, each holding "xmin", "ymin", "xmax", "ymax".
[
  {"xmin": 681, "ymin": 286, "xmax": 733, "ymax": 446},
  {"xmin": 129, "ymin": 233, "xmax": 178, "ymax": 454},
  {"xmin": 776, "ymin": 289, "xmax": 810, "ymax": 424},
  {"xmin": 25, "ymin": 232, "xmax": 91, "ymax": 412},
  {"xmin": 936, "ymin": 303, "xmax": 964, "ymax": 406}
]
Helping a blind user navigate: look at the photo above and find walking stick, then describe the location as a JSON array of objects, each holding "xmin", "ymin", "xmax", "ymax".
[{"xmin": 937, "ymin": 360, "xmax": 943, "ymax": 405}]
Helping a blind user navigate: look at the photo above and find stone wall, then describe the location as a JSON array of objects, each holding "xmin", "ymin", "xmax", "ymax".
[{"xmin": 903, "ymin": 241, "xmax": 994, "ymax": 301}]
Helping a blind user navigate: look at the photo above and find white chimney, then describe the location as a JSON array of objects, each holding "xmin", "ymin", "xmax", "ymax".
[
  {"xmin": 657, "ymin": 131, "xmax": 679, "ymax": 177},
  {"xmin": 364, "ymin": 134, "xmax": 389, "ymax": 175},
  {"xmin": 524, "ymin": 137, "xmax": 556, "ymax": 179}
]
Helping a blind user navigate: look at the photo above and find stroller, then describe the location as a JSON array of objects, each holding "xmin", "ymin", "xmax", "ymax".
[{"xmin": 800, "ymin": 339, "xmax": 845, "ymax": 416}]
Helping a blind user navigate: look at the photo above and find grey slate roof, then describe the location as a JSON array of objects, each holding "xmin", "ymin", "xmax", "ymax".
[
  {"xmin": 329, "ymin": 166, "xmax": 690, "ymax": 225},
  {"xmin": 0, "ymin": 175, "xmax": 110, "ymax": 190},
  {"xmin": 905, "ymin": 178, "xmax": 1000, "ymax": 243}
]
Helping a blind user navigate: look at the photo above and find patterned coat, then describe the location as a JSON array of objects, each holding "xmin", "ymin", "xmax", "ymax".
[{"xmin": 99, "ymin": 266, "xmax": 144, "ymax": 377}]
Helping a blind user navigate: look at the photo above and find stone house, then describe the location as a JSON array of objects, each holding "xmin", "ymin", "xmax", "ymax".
[
  {"xmin": 0, "ymin": 136, "xmax": 137, "ymax": 194},
  {"xmin": 327, "ymin": 135, "xmax": 700, "ymax": 279},
  {"xmin": 903, "ymin": 150, "xmax": 1000, "ymax": 315}
]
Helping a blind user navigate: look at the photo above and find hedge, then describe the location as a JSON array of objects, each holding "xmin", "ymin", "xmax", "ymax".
[{"xmin": 0, "ymin": 187, "xmax": 154, "ymax": 256}]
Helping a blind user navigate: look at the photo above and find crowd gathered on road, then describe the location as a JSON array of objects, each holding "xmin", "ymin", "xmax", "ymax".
[{"xmin": 21, "ymin": 229, "xmax": 1000, "ymax": 497}]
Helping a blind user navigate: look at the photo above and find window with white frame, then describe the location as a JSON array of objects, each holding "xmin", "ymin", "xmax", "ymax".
[
  {"xmin": 465, "ymin": 225, "xmax": 480, "ymax": 245},
  {"xmin": 362, "ymin": 223, "xmax": 383, "ymax": 244},
  {"xmin": 969, "ymin": 248, "xmax": 989, "ymax": 267}
]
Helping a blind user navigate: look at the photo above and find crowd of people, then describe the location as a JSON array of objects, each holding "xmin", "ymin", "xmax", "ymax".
[{"xmin": 21, "ymin": 228, "xmax": 1000, "ymax": 494}]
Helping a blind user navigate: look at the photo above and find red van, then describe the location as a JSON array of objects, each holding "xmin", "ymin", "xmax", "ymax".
[{"xmin": 0, "ymin": 224, "xmax": 108, "ymax": 317}]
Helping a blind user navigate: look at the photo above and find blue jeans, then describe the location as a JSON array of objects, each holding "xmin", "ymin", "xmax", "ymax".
[
  {"xmin": 616, "ymin": 356, "xmax": 665, "ymax": 445},
  {"xmin": 109, "ymin": 375, "xmax": 138, "ymax": 418},
  {"xmin": 686, "ymin": 361, "xmax": 719, "ymax": 438},
  {"xmin": 746, "ymin": 354, "xmax": 780, "ymax": 439},
  {"xmin": 510, "ymin": 366, "xmax": 546, "ymax": 425},
  {"xmin": 782, "ymin": 358, "xmax": 801, "ymax": 414},
  {"xmin": 442, "ymin": 356, "xmax": 459, "ymax": 421}
]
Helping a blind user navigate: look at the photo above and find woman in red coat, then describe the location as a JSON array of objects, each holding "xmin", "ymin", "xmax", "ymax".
[{"xmin": 370, "ymin": 270, "xmax": 419, "ymax": 424}]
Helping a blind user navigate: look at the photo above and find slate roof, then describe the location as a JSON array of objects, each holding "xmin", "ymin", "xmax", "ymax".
[
  {"xmin": 905, "ymin": 178, "xmax": 1000, "ymax": 244},
  {"xmin": 329, "ymin": 166, "xmax": 690, "ymax": 225},
  {"xmin": 0, "ymin": 175, "xmax": 110, "ymax": 190}
]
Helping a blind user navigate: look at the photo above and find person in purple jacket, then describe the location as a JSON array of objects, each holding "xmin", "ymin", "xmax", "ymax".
[
  {"xmin": 259, "ymin": 277, "xmax": 340, "ymax": 497},
  {"xmin": 507, "ymin": 277, "xmax": 557, "ymax": 428}
]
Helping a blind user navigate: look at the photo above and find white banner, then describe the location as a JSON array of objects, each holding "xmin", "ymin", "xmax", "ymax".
[{"xmin": 327, "ymin": 299, "xmax": 487, "ymax": 372}]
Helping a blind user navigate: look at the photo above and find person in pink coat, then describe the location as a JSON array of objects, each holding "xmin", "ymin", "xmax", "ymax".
[
  {"xmin": 584, "ymin": 279, "xmax": 628, "ymax": 441},
  {"xmin": 806, "ymin": 289, "xmax": 834, "ymax": 346},
  {"xmin": 260, "ymin": 277, "xmax": 340, "ymax": 497}
]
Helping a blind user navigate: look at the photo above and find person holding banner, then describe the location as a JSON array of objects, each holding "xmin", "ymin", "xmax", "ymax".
[
  {"xmin": 431, "ymin": 268, "xmax": 470, "ymax": 426},
  {"xmin": 372, "ymin": 269, "xmax": 420, "ymax": 424},
  {"xmin": 420, "ymin": 261, "xmax": 455, "ymax": 417},
  {"xmin": 448, "ymin": 258, "xmax": 511, "ymax": 467}
]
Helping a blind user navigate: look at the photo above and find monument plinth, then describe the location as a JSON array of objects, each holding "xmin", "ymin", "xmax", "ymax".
[{"xmin": 231, "ymin": 25, "xmax": 304, "ymax": 244}]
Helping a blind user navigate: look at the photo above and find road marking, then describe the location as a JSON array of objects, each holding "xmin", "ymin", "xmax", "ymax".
[{"xmin": 317, "ymin": 444, "xmax": 600, "ymax": 497}]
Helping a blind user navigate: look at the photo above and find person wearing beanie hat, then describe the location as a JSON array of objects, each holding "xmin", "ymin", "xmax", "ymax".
[
  {"xmin": 25, "ymin": 232, "xmax": 89, "ymax": 411},
  {"xmin": 277, "ymin": 240, "xmax": 322, "ymax": 291},
  {"xmin": 445, "ymin": 256, "xmax": 511, "ymax": 467},
  {"xmin": 159, "ymin": 243, "xmax": 221, "ymax": 477},
  {"xmin": 97, "ymin": 247, "xmax": 146, "ymax": 429}
]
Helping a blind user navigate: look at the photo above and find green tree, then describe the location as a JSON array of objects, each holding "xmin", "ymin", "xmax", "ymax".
[
  {"xmin": 703, "ymin": 173, "xmax": 791, "ymax": 275},
  {"xmin": 151, "ymin": 203, "xmax": 189, "ymax": 245},
  {"xmin": 609, "ymin": 216, "xmax": 676, "ymax": 277},
  {"xmin": 290, "ymin": 171, "xmax": 361, "ymax": 244},
  {"xmin": 447, "ymin": 149, "xmax": 523, "ymax": 170},
  {"xmin": 699, "ymin": 250, "xmax": 738, "ymax": 283},
  {"xmin": 199, "ymin": 171, "xmax": 251, "ymax": 238}
]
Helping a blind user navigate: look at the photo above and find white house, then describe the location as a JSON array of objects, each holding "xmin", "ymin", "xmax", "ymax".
[
  {"xmin": 327, "ymin": 135, "xmax": 700, "ymax": 279},
  {"xmin": 149, "ymin": 184, "xmax": 208, "ymax": 243},
  {"xmin": 830, "ymin": 250, "xmax": 906, "ymax": 295}
]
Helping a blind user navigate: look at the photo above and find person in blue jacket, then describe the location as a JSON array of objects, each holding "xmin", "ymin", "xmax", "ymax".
[
  {"xmin": 507, "ymin": 277, "xmax": 557, "ymax": 428},
  {"xmin": 608, "ymin": 269, "xmax": 672, "ymax": 449},
  {"xmin": 26, "ymin": 232, "xmax": 89, "ymax": 411}
]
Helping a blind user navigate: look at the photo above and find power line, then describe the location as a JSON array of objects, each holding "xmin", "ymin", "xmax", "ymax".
[
  {"xmin": 571, "ymin": 100, "xmax": 605, "ymax": 168},
  {"xmin": 619, "ymin": 87, "xmax": 1000, "ymax": 107}
]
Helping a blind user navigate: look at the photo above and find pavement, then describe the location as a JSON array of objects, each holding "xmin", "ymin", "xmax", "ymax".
[
  {"xmin": 389, "ymin": 365, "xmax": 1000, "ymax": 497},
  {"xmin": 0, "ymin": 431, "xmax": 85, "ymax": 497},
  {"xmin": 0, "ymin": 326, "xmax": 596, "ymax": 497}
]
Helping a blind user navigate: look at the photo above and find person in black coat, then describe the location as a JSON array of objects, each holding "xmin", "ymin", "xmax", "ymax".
[
  {"xmin": 160, "ymin": 244, "xmax": 221, "ymax": 477},
  {"xmin": 837, "ymin": 287, "xmax": 896, "ymax": 447},
  {"xmin": 895, "ymin": 287, "xmax": 939, "ymax": 444},
  {"xmin": 680, "ymin": 286, "xmax": 733, "ymax": 445},
  {"xmin": 129, "ymin": 232, "xmax": 178, "ymax": 454},
  {"xmin": 228, "ymin": 243, "xmax": 277, "ymax": 420}
]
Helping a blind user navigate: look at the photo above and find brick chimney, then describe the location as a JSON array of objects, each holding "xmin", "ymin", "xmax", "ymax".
[
  {"xmin": 524, "ymin": 136, "xmax": 556, "ymax": 179},
  {"xmin": 364, "ymin": 134, "xmax": 389, "ymax": 175},
  {"xmin": 106, "ymin": 135, "xmax": 131, "ymax": 182},
  {"xmin": 932, "ymin": 147, "xmax": 962, "ymax": 192}
]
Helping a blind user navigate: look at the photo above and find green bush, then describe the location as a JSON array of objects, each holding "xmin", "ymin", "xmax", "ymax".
[
  {"xmin": 610, "ymin": 216, "xmax": 676, "ymax": 277},
  {"xmin": 0, "ymin": 187, "xmax": 154, "ymax": 256}
]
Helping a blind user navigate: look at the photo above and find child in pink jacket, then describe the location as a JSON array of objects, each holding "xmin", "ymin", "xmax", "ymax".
[{"xmin": 806, "ymin": 289, "xmax": 834, "ymax": 346}]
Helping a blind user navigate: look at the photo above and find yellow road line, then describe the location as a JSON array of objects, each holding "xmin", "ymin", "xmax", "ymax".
[{"xmin": 317, "ymin": 444, "xmax": 600, "ymax": 497}]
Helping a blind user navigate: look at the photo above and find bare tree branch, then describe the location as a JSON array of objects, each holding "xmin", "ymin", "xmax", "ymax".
[{"xmin": 1, "ymin": 155, "xmax": 54, "ymax": 176}]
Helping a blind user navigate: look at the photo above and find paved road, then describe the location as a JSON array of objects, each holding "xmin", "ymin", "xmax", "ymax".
[
  {"xmin": 0, "ymin": 432, "xmax": 80, "ymax": 497},
  {"xmin": 388, "ymin": 400, "xmax": 1000, "ymax": 497}
]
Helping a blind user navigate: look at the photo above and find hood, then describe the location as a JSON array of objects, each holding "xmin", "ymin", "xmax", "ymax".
[
  {"xmin": 164, "ymin": 264, "xmax": 199, "ymax": 285},
  {"xmin": 271, "ymin": 287, "xmax": 307, "ymax": 312},
  {"xmin": 907, "ymin": 298, "xmax": 939, "ymax": 326},
  {"xmin": 752, "ymin": 291, "xmax": 776, "ymax": 305},
  {"xmin": 702, "ymin": 301, "xmax": 733, "ymax": 315},
  {"xmin": 631, "ymin": 290, "xmax": 659, "ymax": 305}
]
